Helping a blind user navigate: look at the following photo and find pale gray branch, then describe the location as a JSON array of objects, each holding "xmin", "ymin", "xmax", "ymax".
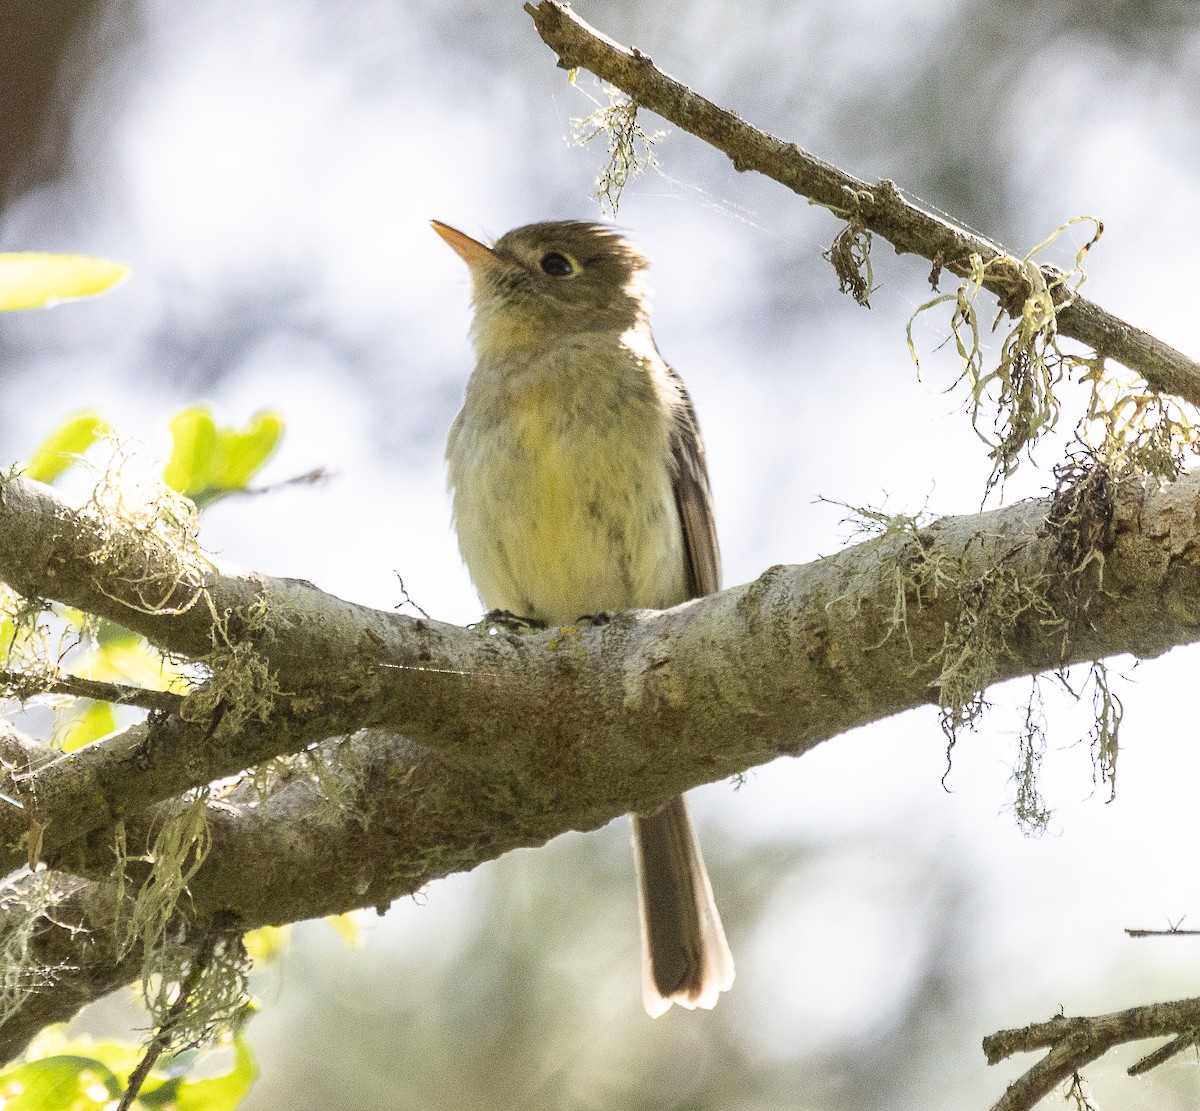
[
  {"xmin": 5, "ymin": 465, "xmax": 1200, "ymax": 1059},
  {"xmin": 5, "ymin": 470, "xmax": 1200, "ymax": 882},
  {"xmin": 2, "ymin": 465, "xmax": 1200, "ymax": 1065}
]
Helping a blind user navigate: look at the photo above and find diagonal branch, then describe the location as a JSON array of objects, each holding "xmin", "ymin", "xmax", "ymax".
[
  {"xmin": 524, "ymin": 1, "xmax": 1200, "ymax": 406},
  {"xmin": 984, "ymin": 998, "xmax": 1200, "ymax": 1111}
]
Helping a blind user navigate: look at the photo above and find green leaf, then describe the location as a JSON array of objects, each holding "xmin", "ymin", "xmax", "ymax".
[
  {"xmin": 243, "ymin": 924, "xmax": 290, "ymax": 964},
  {"xmin": 216, "ymin": 411, "xmax": 283, "ymax": 491},
  {"xmin": 54, "ymin": 700, "xmax": 117, "ymax": 753},
  {"xmin": 163, "ymin": 408, "xmax": 284, "ymax": 507},
  {"xmin": 96, "ymin": 620, "xmax": 142, "ymax": 651},
  {"xmin": 134, "ymin": 1076, "xmax": 183, "ymax": 1108},
  {"xmin": 163, "ymin": 408, "xmax": 220, "ymax": 497},
  {"xmin": 24, "ymin": 412, "xmax": 112, "ymax": 484},
  {"xmin": 0, "ymin": 1029, "xmax": 256, "ymax": 1110},
  {"xmin": 324, "ymin": 911, "xmax": 364, "ymax": 949},
  {"xmin": 0, "ymin": 253, "xmax": 129, "ymax": 312},
  {"xmin": 0, "ymin": 1054, "xmax": 122, "ymax": 1110},
  {"xmin": 173, "ymin": 1032, "xmax": 258, "ymax": 1111}
]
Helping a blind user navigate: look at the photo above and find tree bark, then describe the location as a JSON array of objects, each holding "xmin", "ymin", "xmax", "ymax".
[{"xmin": 2, "ymin": 463, "xmax": 1200, "ymax": 1060}]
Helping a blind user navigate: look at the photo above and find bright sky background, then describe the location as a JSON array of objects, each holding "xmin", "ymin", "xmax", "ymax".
[{"xmin": 4, "ymin": 1, "xmax": 1200, "ymax": 1108}]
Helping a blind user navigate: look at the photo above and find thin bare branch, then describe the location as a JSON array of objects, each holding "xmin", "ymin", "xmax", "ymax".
[
  {"xmin": 984, "ymin": 998, "xmax": 1200, "ymax": 1111},
  {"xmin": 0, "ymin": 669, "xmax": 182, "ymax": 712},
  {"xmin": 524, "ymin": 1, "xmax": 1200, "ymax": 406}
]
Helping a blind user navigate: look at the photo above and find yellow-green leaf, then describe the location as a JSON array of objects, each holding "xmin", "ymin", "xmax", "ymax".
[
  {"xmin": 163, "ymin": 407, "xmax": 284, "ymax": 507},
  {"xmin": 173, "ymin": 1032, "xmax": 258, "ymax": 1111},
  {"xmin": 217, "ymin": 411, "xmax": 283, "ymax": 490},
  {"xmin": 163, "ymin": 408, "xmax": 219, "ymax": 496},
  {"xmin": 88, "ymin": 629, "xmax": 191, "ymax": 695},
  {"xmin": 0, "ymin": 1054, "xmax": 121, "ymax": 1110},
  {"xmin": 0, "ymin": 253, "xmax": 129, "ymax": 312},
  {"xmin": 53, "ymin": 701, "xmax": 117, "ymax": 753},
  {"xmin": 24, "ymin": 412, "xmax": 112, "ymax": 483},
  {"xmin": 324, "ymin": 912, "xmax": 365, "ymax": 949},
  {"xmin": 243, "ymin": 924, "xmax": 290, "ymax": 963}
]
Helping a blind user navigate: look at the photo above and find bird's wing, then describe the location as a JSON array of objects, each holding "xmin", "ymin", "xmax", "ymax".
[{"xmin": 665, "ymin": 365, "xmax": 721, "ymax": 600}]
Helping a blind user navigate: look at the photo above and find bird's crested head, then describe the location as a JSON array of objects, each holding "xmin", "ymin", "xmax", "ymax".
[{"xmin": 433, "ymin": 219, "xmax": 652, "ymax": 355}]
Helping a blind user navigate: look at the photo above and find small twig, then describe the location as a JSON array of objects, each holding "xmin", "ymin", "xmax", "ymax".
[
  {"xmin": 1126, "ymin": 916, "xmax": 1198, "ymax": 937},
  {"xmin": 1128, "ymin": 1032, "xmax": 1197, "ymax": 1075},
  {"xmin": 1127, "ymin": 927, "xmax": 1200, "ymax": 937},
  {"xmin": 117, "ymin": 929, "xmax": 221, "ymax": 1111},
  {"xmin": 239, "ymin": 466, "xmax": 332, "ymax": 498},
  {"xmin": 524, "ymin": 1, "xmax": 1200, "ymax": 407},
  {"xmin": 394, "ymin": 575, "xmax": 430, "ymax": 620},
  {"xmin": 0, "ymin": 667, "xmax": 184, "ymax": 712},
  {"xmin": 983, "ymin": 997, "xmax": 1200, "ymax": 1111}
]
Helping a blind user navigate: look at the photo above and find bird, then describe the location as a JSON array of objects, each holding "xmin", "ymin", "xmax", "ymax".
[{"xmin": 434, "ymin": 218, "xmax": 734, "ymax": 1016}]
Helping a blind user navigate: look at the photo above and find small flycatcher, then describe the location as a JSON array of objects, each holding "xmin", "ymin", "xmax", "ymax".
[{"xmin": 434, "ymin": 218, "xmax": 734, "ymax": 1016}]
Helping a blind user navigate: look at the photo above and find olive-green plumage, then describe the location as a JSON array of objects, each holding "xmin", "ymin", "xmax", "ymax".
[{"xmin": 436, "ymin": 219, "xmax": 734, "ymax": 1016}]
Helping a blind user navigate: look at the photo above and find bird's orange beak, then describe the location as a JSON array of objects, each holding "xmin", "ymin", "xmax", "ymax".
[{"xmin": 431, "ymin": 221, "xmax": 495, "ymax": 269}]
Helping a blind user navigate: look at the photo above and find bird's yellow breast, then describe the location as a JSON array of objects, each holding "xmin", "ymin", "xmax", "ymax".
[{"xmin": 447, "ymin": 329, "xmax": 688, "ymax": 625}]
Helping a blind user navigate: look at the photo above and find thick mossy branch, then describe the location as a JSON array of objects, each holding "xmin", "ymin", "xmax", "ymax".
[
  {"xmin": 5, "ymin": 466, "xmax": 1200, "ymax": 1055},
  {"xmin": 3, "ymin": 466, "xmax": 1200, "ymax": 892}
]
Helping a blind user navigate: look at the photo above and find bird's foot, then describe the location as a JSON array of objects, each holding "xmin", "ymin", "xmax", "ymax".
[{"xmin": 479, "ymin": 609, "xmax": 546, "ymax": 632}]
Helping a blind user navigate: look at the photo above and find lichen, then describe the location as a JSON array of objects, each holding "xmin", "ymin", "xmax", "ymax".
[
  {"xmin": 1082, "ymin": 361, "xmax": 1199, "ymax": 482},
  {"xmin": 1009, "ymin": 680, "xmax": 1052, "ymax": 835},
  {"xmin": 113, "ymin": 791, "xmax": 212, "ymax": 963},
  {"xmin": 838, "ymin": 454, "xmax": 1121, "ymax": 831},
  {"xmin": 82, "ymin": 441, "xmax": 213, "ymax": 617},
  {"xmin": 0, "ymin": 872, "xmax": 78, "ymax": 1028},
  {"xmin": 907, "ymin": 218, "xmax": 1112, "ymax": 494},
  {"xmin": 572, "ymin": 85, "xmax": 663, "ymax": 215},
  {"xmin": 824, "ymin": 187, "xmax": 876, "ymax": 308},
  {"xmin": 181, "ymin": 595, "xmax": 280, "ymax": 735},
  {"xmin": 1086, "ymin": 660, "xmax": 1122, "ymax": 802},
  {"xmin": 144, "ymin": 929, "xmax": 250, "ymax": 1051}
]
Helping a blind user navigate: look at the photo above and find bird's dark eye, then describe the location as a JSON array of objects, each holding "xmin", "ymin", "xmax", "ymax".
[{"xmin": 539, "ymin": 252, "xmax": 574, "ymax": 277}]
